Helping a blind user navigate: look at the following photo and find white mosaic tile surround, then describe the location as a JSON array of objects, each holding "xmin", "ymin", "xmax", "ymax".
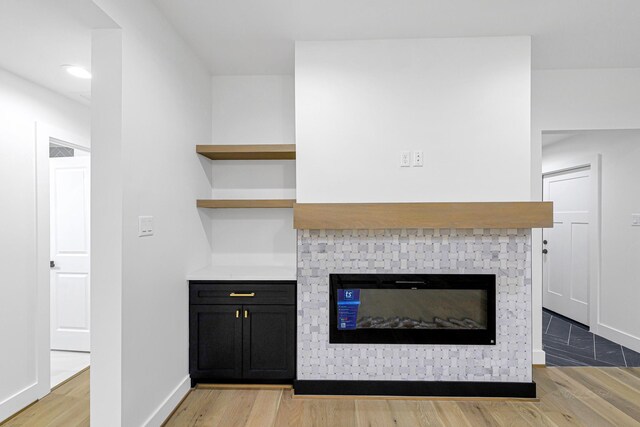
[{"xmin": 297, "ymin": 228, "xmax": 532, "ymax": 382}]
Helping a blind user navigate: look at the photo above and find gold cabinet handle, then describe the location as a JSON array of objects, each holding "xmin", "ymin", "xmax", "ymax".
[
  {"xmin": 229, "ymin": 292, "xmax": 255, "ymax": 297},
  {"xmin": 235, "ymin": 310, "xmax": 239, "ymax": 318},
  {"xmin": 244, "ymin": 310, "xmax": 248, "ymax": 318}
]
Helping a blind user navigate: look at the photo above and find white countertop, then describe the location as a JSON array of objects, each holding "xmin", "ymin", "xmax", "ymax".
[{"xmin": 187, "ymin": 265, "xmax": 297, "ymax": 281}]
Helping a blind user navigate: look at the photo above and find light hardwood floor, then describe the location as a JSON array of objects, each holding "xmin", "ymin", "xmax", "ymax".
[
  {"xmin": 3, "ymin": 367, "xmax": 640, "ymax": 426},
  {"xmin": 1, "ymin": 368, "xmax": 89, "ymax": 427},
  {"xmin": 167, "ymin": 368, "xmax": 640, "ymax": 426}
]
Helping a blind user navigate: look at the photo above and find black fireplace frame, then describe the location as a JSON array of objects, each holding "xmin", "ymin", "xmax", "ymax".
[{"xmin": 329, "ymin": 273, "xmax": 496, "ymax": 345}]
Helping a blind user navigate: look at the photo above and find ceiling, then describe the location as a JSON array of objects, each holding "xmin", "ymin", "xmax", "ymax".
[
  {"xmin": 2, "ymin": 1, "xmax": 638, "ymax": 103},
  {"xmin": 0, "ymin": 0, "xmax": 113, "ymax": 105},
  {"xmin": 152, "ymin": 0, "xmax": 640, "ymax": 75},
  {"xmin": 542, "ymin": 131, "xmax": 582, "ymax": 147}
]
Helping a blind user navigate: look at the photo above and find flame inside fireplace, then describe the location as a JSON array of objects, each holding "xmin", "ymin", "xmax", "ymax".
[{"xmin": 356, "ymin": 316, "xmax": 484, "ymax": 329}]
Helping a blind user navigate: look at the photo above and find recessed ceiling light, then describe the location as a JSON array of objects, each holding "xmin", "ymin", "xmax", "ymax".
[{"xmin": 62, "ymin": 65, "xmax": 92, "ymax": 79}]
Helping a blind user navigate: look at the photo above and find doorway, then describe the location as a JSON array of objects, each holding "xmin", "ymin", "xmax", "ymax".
[
  {"xmin": 541, "ymin": 130, "xmax": 640, "ymax": 367},
  {"xmin": 542, "ymin": 166, "xmax": 591, "ymax": 326},
  {"xmin": 48, "ymin": 138, "xmax": 91, "ymax": 387}
]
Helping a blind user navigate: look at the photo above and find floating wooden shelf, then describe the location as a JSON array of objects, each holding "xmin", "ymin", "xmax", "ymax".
[
  {"xmin": 197, "ymin": 199, "xmax": 296, "ymax": 209},
  {"xmin": 293, "ymin": 202, "xmax": 553, "ymax": 229},
  {"xmin": 196, "ymin": 144, "xmax": 296, "ymax": 160}
]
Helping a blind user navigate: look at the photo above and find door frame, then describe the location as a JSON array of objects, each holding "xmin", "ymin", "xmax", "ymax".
[
  {"xmin": 542, "ymin": 154, "xmax": 601, "ymax": 332},
  {"xmin": 35, "ymin": 122, "xmax": 90, "ymax": 397}
]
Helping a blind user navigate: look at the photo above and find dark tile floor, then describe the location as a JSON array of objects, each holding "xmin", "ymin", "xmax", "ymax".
[{"xmin": 543, "ymin": 308, "xmax": 640, "ymax": 367}]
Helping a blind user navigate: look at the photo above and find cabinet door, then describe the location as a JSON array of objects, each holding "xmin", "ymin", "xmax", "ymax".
[
  {"xmin": 190, "ymin": 305, "xmax": 242, "ymax": 380},
  {"xmin": 242, "ymin": 305, "xmax": 295, "ymax": 380}
]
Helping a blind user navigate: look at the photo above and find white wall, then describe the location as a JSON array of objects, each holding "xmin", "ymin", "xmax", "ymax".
[
  {"xmin": 542, "ymin": 131, "xmax": 640, "ymax": 353},
  {"xmin": 295, "ymin": 37, "xmax": 532, "ymax": 203},
  {"xmin": 210, "ymin": 75, "xmax": 296, "ymax": 268},
  {"xmin": 91, "ymin": 27, "xmax": 123, "ymax": 426},
  {"xmin": 0, "ymin": 68, "xmax": 90, "ymax": 421},
  {"xmin": 91, "ymin": 1, "xmax": 212, "ymax": 425},
  {"xmin": 532, "ymin": 68, "xmax": 640, "ymax": 133},
  {"xmin": 212, "ymin": 75, "xmax": 294, "ymax": 145},
  {"xmin": 531, "ymin": 67, "xmax": 640, "ymax": 363}
]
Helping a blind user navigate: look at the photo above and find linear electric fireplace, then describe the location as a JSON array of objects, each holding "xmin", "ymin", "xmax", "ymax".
[{"xmin": 330, "ymin": 273, "xmax": 496, "ymax": 345}]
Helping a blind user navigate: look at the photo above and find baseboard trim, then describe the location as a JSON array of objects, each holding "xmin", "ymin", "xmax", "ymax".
[
  {"xmin": 292, "ymin": 393, "xmax": 538, "ymax": 402},
  {"xmin": 293, "ymin": 380, "xmax": 536, "ymax": 399},
  {"xmin": 160, "ymin": 388, "xmax": 193, "ymax": 427},
  {"xmin": 143, "ymin": 375, "xmax": 191, "ymax": 427},
  {"xmin": 533, "ymin": 349, "xmax": 546, "ymax": 366},
  {"xmin": 0, "ymin": 383, "xmax": 38, "ymax": 424},
  {"xmin": 197, "ymin": 383, "xmax": 292, "ymax": 390},
  {"xmin": 597, "ymin": 323, "xmax": 640, "ymax": 354}
]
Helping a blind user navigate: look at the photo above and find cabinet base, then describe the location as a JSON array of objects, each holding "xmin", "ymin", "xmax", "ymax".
[{"xmin": 191, "ymin": 377, "xmax": 294, "ymax": 388}]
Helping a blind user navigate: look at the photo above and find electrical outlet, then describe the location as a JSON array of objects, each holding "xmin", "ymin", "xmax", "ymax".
[
  {"xmin": 400, "ymin": 151, "xmax": 411, "ymax": 167},
  {"xmin": 632, "ymin": 214, "xmax": 640, "ymax": 226},
  {"xmin": 413, "ymin": 151, "xmax": 423, "ymax": 167},
  {"xmin": 138, "ymin": 216, "xmax": 154, "ymax": 237}
]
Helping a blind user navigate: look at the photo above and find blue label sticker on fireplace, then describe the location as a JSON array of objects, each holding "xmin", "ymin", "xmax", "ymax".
[{"xmin": 337, "ymin": 289, "xmax": 360, "ymax": 330}]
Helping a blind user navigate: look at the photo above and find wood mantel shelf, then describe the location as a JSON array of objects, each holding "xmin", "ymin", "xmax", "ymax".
[
  {"xmin": 198, "ymin": 199, "xmax": 296, "ymax": 209},
  {"xmin": 196, "ymin": 144, "xmax": 296, "ymax": 160},
  {"xmin": 293, "ymin": 202, "xmax": 553, "ymax": 229}
]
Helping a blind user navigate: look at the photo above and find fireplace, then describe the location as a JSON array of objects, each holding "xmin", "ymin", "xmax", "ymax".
[
  {"xmin": 296, "ymin": 229, "xmax": 533, "ymax": 397},
  {"xmin": 330, "ymin": 273, "xmax": 496, "ymax": 345}
]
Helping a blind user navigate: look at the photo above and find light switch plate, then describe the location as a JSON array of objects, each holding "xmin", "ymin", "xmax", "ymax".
[
  {"xmin": 413, "ymin": 150, "xmax": 424, "ymax": 167},
  {"xmin": 138, "ymin": 216, "xmax": 154, "ymax": 237},
  {"xmin": 400, "ymin": 151, "xmax": 411, "ymax": 167},
  {"xmin": 632, "ymin": 214, "xmax": 640, "ymax": 226}
]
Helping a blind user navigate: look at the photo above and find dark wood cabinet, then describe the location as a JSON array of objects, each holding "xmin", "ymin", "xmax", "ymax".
[
  {"xmin": 189, "ymin": 281, "xmax": 296, "ymax": 385},
  {"xmin": 190, "ymin": 305, "xmax": 243, "ymax": 379},
  {"xmin": 242, "ymin": 305, "xmax": 295, "ymax": 379}
]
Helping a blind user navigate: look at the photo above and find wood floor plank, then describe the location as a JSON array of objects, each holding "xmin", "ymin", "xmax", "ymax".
[
  {"xmin": 164, "ymin": 389, "xmax": 222, "ymax": 427},
  {"xmin": 561, "ymin": 368, "xmax": 640, "ymax": 421},
  {"xmin": 46, "ymin": 399, "xmax": 91, "ymax": 427},
  {"xmin": 274, "ymin": 393, "xmax": 356, "ymax": 427},
  {"xmin": 206, "ymin": 389, "xmax": 256, "ymax": 427},
  {"xmin": 505, "ymin": 402, "xmax": 561, "ymax": 427},
  {"xmin": 455, "ymin": 401, "xmax": 507, "ymax": 426},
  {"xmin": 533, "ymin": 367, "xmax": 606, "ymax": 426},
  {"xmin": 414, "ymin": 401, "xmax": 448, "ymax": 426},
  {"xmin": 584, "ymin": 368, "xmax": 640, "ymax": 395},
  {"xmin": 601, "ymin": 367, "xmax": 640, "ymax": 390},
  {"xmin": 466, "ymin": 401, "xmax": 537, "ymax": 427},
  {"xmin": 355, "ymin": 400, "xmax": 400, "ymax": 427},
  {"xmin": 432, "ymin": 401, "xmax": 474, "ymax": 427},
  {"xmin": 272, "ymin": 390, "xmax": 305, "ymax": 427},
  {"xmin": 521, "ymin": 397, "xmax": 582, "ymax": 427},
  {"xmin": 546, "ymin": 368, "xmax": 640, "ymax": 426},
  {"xmin": 5, "ymin": 367, "xmax": 640, "ymax": 427},
  {"xmin": 622, "ymin": 368, "xmax": 640, "ymax": 381},
  {"xmin": 244, "ymin": 389, "xmax": 283, "ymax": 427},
  {"xmin": 4, "ymin": 396, "xmax": 88, "ymax": 426},
  {"xmin": 387, "ymin": 400, "xmax": 444, "ymax": 426},
  {"xmin": 195, "ymin": 389, "xmax": 238, "ymax": 426},
  {"xmin": 300, "ymin": 397, "xmax": 356, "ymax": 427}
]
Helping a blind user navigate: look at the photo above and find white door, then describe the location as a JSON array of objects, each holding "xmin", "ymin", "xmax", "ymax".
[
  {"xmin": 50, "ymin": 155, "xmax": 90, "ymax": 351},
  {"xmin": 543, "ymin": 167, "xmax": 590, "ymax": 325}
]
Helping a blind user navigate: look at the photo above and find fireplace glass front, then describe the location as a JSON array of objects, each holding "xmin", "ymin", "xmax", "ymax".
[{"xmin": 329, "ymin": 274, "xmax": 496, "ymax": 345}]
